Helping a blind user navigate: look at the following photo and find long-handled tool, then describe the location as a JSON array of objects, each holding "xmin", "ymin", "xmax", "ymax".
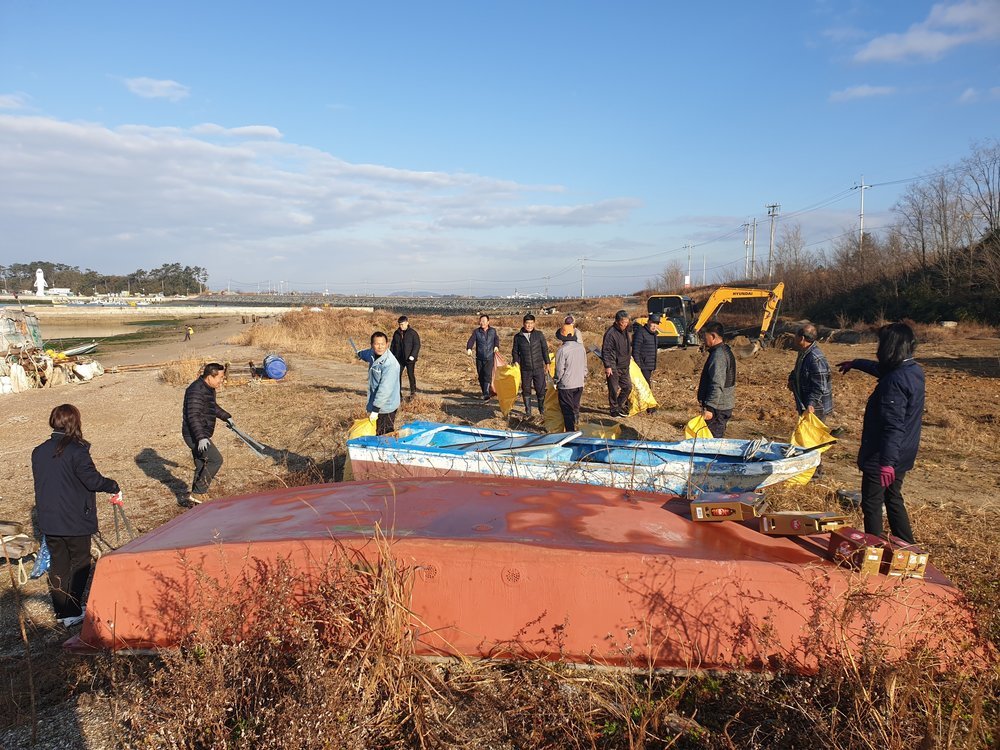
[{"xmin": 227, "ymin": 422, "xmax": 270, "ymax": 458}]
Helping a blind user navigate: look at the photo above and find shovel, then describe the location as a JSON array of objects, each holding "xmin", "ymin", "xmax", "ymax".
[{"xmin": 228, "ymin": 422, "xmax": 270, "ymax": 458}]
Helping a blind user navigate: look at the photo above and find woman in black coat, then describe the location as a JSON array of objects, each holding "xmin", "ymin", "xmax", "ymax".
[
  {"xmin": 838, "ymin": 323, "xmax": 924, "ymax": 544},
  {"xmin": 31, "ymin": 404, "xmax": 120, "ymax": 627}
]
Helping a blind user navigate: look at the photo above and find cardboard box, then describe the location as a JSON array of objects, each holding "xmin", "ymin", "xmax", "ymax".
[
  {"xmin": 828, "ymin": 527, "xmax": 885, "ymax": 575},
  {"xmin": 884, "ymin": 543, "xmax": 929, "ymax": 579},
  {"xmin": 759, "ymin": 511, "xmax": 850, "ymax": 536},
  {"xmin": 690, "ymin": 492, "xmax": 766, "ymax": 522}
]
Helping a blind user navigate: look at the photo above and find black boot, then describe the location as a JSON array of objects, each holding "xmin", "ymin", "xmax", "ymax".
[
  {"xmin": 535, "ymin": 395, "xmax": 544, "ymax": 414},
  {"xmin": 523, "ymin": 395, "xmax": 532, "ymax": 416}
]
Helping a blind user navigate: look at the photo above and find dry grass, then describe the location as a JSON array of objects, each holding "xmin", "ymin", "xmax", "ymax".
[
  {"xmin": 158, "ymin": 357, "xmax": 205, "ymax": 386},
  {"xmin": 4, "ymin": 302, "xmax": 999, "ymax": 748}
]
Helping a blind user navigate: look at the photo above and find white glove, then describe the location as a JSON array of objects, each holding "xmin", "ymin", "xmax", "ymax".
[
  {"xmin": 466, "ymin": 349, "xmax": 473, "ymax": 356},
  {"xmin": 408, "ymin": 356, "xmax": 414, "ymax": 361},
  {"xmin": 368, "ymin": 412, "xmax": 378, "ymax": 422},
  {"xmin": 197, "ymin": 438, "xmax": 211, "ymax": 453},
  {"xmin": 226, "ymin": 417, "xmax": 235, "ymax": 428},
  {"xmin": 109, "ymin": 491, "xmax": 124, "ymax": 507}
]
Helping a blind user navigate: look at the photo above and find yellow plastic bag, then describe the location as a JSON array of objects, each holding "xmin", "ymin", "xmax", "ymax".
[
  {"xmin": 348, "ymin": 417, "xmax": 376, "ymax": 441},
  {"xmin": 684, "ymin": 415, "xmax": 713, "ymax": 439},
  {"xmin": 579, "ymin": 420, "xmax": 621, "ymax": 440},
  {"xmin": 626, "ymin": 359, "xmax": 658, "ymax": 416},
  {"xmin": 543, "ymin": 386, "xmax": 565, "ymax": 433},
  {"xmin": 786, "ymin": 412, "xmax": 836, "ymax": 485},
  {"xmin": 495, "ymin": 363, "xmax": 522, "ymax": 416}
]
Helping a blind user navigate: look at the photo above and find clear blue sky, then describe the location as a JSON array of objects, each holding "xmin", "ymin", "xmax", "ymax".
[{"xmin": 2, "ymin": 1, "xmax": 998, "ymax": 296}]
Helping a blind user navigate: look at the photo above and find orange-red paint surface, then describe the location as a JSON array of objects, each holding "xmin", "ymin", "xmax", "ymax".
[{"xmin": 69, "ymin": 477, "xmax": 985, "ymax": 672}]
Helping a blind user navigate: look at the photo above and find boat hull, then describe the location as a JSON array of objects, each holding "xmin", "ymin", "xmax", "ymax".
[
  {"xmin": 347, "ymin": 422, "xmax": 820, "ymax": 495},
  {"xmin": 69, "ymin": 478, "xmax": 981, "ymax": 673}
]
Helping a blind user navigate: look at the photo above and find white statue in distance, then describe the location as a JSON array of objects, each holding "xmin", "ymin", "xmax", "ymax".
[{"xmin": 34, "ymin": 269, "xmax": 48, "ymax": 297}]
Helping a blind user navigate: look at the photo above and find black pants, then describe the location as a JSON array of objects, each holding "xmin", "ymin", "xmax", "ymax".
[
  {"xmin": 706, "ymin": 409, "xmax": 732, "ymax": 438},
  {"xmin": 400, "ymin": 360, "xmax": 417, "ymax": 395},
  {"xmin": 557, "ymin": 388, "xmax": 583, "ymax": 431},
  {"xmin": 46, "ymin": 534, "xmax": 92, "ymax": 619},
  {"xmin": 184, "ymin": 432, "xmax": 224, "ymax": 495},
  {"xmin": 476, "ymin": 358, "xmax": 494, "ymax": 396},
  {"xmin": 376, "ymin": 410, "xmax": 397, "ymax": 436},
  {"xmin": 640, "ymin": 368, "xmax": 653, "ymax": 386},
  {"xmin": 520, "ymin": 368, "xmax": 546, "ymax": 405},
  {"xmin": 861, "ymin": 469, "xmax": 914, "ymax": 543},
  {"xmin": 606, "ymin": 366, "xmax": 632, "ymax": 414}
]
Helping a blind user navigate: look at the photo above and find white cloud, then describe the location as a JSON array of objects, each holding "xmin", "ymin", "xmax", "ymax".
[
  {"xmin": 854, "ymin": 0, "xmax": 1000, "ymax": 62},
  {"xmin": 124, "ymin": 77, "xmax": 191, "ymax": 101},
  {"xmin": 0, "ymin": 93, "xmax": 30, "ymax": 110},
  {"xmin": 829, "ymin": 84, "xmax": 896, "ymax": 102},
  {"xmin": 0, "ymin": 114, "xmax": 643, "ymax": 292},
  {"xmin": 959, "ymin": 87, "xmax": 981, "ymax": 102},
  {"xmin": 190, "ymin": 123, "xmax": 283, "ymax": 139}
]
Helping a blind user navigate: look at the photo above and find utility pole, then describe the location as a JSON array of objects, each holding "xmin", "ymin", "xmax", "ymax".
[
  {"xmin": 702, "ymin": 255, "xmax": 707, "ymax": 286},
  {"xmin": 545, "ymin": 275, "xmax": 549, "ymax": 297},
  {"xmin": 854, "ymin": 175, "xmax": 871, "ymax": 257},
  {"xmin": 685, "ymin": 244, "xmax": 692, "ymax": 288},
  {"xmin": 765, "ymin": 204, "xmax": 780, "ymax": 282},
  {"xmin": 580, "ymin": 258, "xmax": 585, "ymax": 298},
  {"xmin": 743, "ymin": 220, "xmax": 751, "ymax": 279},
  {"xmin": 750, "ymin": 219, "xmax": 758, "ymax": 282}
]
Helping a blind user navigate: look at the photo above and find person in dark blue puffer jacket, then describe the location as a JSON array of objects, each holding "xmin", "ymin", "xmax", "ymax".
[
  {"xmin": 838, "ymin": 322, "xmax": 924, "ymax": 544},
  {"xmin": 32, "ymin": 404, "xmax": 120, "ymax": 627}
]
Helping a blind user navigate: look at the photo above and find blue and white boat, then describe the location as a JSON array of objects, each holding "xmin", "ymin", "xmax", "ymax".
[{"xmin": 347, "ymin": 420, "xmax": 821, "ymax": 495}]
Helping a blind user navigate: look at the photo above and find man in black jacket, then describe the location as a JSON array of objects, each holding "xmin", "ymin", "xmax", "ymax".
[
  {"xmin": 512, "ymin": 313, "xmax": 550, "ymax": 416},
  {"xmin": 602, "ymin": 310, "xmax": 633, "ymax": 417},
  {"xmin": 181, "ymin": 362, "xmax": 234, "ymax": 506},
  {"xmin": 390, "ymin": 315, "xmax": 421, "ymax": 398}
]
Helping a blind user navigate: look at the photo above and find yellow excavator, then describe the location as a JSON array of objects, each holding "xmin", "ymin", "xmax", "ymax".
[{"xmin": 637, "ymin": 282, "xmax": 784, "ymax": 349}]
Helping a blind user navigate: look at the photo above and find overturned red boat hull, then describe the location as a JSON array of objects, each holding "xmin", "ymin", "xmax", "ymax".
[{"xmin": 69, "ymin": 478, "xmax": 982, "ymax": 672}]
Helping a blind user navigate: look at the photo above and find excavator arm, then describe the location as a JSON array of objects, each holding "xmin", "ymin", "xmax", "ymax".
[{"xmin": 692, "ymin": 282, "xmax": 784, "ymax": 341}]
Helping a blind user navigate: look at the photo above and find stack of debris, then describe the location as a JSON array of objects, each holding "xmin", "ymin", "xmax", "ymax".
[{"xmin": 1, "ymin": 307, "xmax": 105, "ymax": 395}]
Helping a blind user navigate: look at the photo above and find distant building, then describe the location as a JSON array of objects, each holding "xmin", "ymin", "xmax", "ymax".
[{"xmin": 49, "ymin": 288, "xmax": 73, "ymax": 296}]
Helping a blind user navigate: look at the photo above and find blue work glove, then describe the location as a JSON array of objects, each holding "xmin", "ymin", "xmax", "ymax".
[
  {"xmin": 837, "ymin": 360, "xmax": 855, "ymax": 374},
  {"xmin": 879, "ymin": 465, "xmax": 895, "ymax": 488},
  {"xmin": 197, "ymin": 438, "xmax": 211, "ymax": 454}
]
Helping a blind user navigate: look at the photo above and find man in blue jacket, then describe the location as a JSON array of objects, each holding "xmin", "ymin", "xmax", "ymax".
[
  {"xmin": 838, "ymin": 322, "xmax": 924, "ymax": 544},
  {"xmin": 358, "ymin": 331, "xmax": 401, "ymax": 435},
  {"xmin": 466, "ymin": 314, "xmax": 500, "ymax": 400}
]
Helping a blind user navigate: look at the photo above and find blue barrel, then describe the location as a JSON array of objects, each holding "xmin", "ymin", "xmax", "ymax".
[{"xmin": 262, "ymin": 353, "xmax": 287, "ymax": 380}]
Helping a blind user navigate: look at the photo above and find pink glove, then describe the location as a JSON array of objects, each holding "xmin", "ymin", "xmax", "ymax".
[
  {"xmin": 109, "ymin": 491, "xmax": 124, "ymax": 506},
  {"xmin": 837, "ymin": 360, "xmax": 855, "ymax": 374},
  {"xmin": 878, "ymin": 466, "xmax": 895, "ymax": 488}
]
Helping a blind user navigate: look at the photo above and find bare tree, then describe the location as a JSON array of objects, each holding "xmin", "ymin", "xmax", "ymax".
[
  {"xmin": 646, "ymin": 261, "xmax": 684, "ymax": 293},
  {"xmin": 961, "ymin": 138, "xmax": 1000, "ymax": 237}
]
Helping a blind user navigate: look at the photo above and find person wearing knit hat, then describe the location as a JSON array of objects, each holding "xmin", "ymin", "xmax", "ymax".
[
  {"xmin": 556, "ymin": 315, "xmax": 582, "ymax": 344},
  {"xmin": 390, "ymin": 315, "xmax": 421, "ymax": 399},
  {"xmin": 632, "ymin": 314, "xmax": 660, "ymax": 413},
  {"xmin": 554, "ymin": 325, "xmax": 587, "ymax": 431}
]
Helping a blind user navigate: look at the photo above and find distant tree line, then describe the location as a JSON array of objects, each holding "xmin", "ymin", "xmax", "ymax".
[
  {"xmin": 646, "ymin": 139, "xmax": 1000, "ymax": 326},
  {"xmin": 0, "ymin": 262, "xmax": 209, "ymax": 296}
]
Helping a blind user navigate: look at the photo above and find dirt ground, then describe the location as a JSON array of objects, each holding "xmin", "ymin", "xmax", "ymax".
[{"xmin": 2, "ymin": 308, "xmax": 999, "ymax": 748}]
